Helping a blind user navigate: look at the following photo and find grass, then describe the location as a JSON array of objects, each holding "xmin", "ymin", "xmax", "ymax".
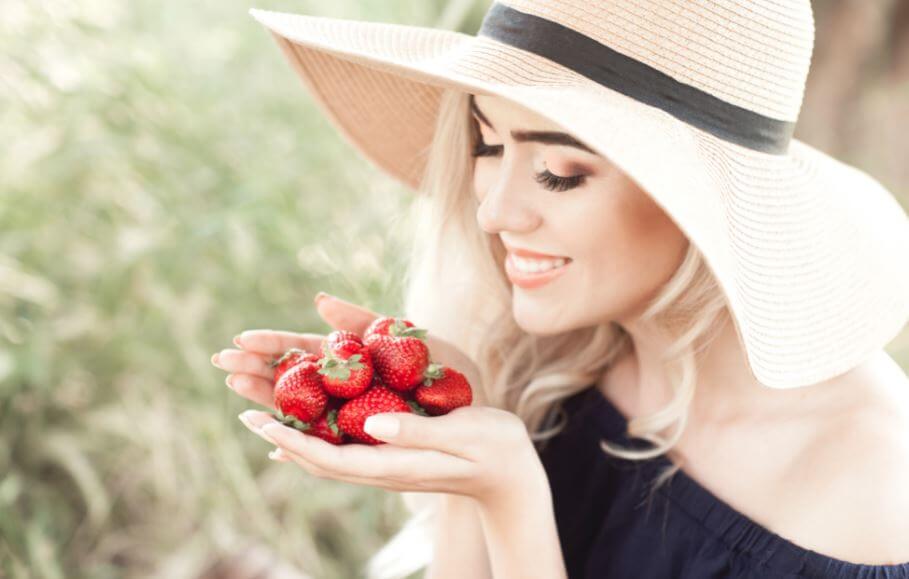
[{"xmin": 0, "ymin": 0, "xmax": 490, "ymax": 576}]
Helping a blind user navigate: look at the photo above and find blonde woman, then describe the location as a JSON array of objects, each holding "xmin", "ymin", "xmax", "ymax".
[{"xmin": 212, "ymin": 1, "xmax": 909, "ymax": 577}]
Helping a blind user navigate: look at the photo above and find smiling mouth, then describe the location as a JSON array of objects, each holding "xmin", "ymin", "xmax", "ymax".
[
  {"xmin": 508, "ymin": 254, "xmax": 573, "ymax": 273},
  {"xmin": 505, "ymin": 254, "xmax": 573, "ymax": 289}
]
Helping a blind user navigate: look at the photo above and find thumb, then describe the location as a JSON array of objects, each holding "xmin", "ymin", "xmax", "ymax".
[{"xmin": 315, "ymin": 292, "xmax": 382, "ymax": 336}]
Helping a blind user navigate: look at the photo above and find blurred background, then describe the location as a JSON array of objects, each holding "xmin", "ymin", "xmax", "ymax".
[{"xmin": 2, "ymin": 0, "xmax": 908, "ymax": 577}]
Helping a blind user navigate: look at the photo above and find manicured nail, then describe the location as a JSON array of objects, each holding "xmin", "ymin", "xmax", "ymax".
[
  {"xmin": 256, "ymin": 429, "xmax": 278, "ymax": 445},
  {"xmin": 237, "ymin": 411, "xmax": 253, "ymax": 429},
  {"xmin": 210, "ymin": 353, "xmax": 221, "ymax": 367},
  {"xmin": 232, "ymin": 335, "xmax": 242, "ymax": 347},
  {"xmin": 225, "ymin": 375, "xmax": 235, "ymax": 389},
  {"xmin": 259, "ymin": 423, "xmax": 282, "ymax": 445},
  {"xmin": 238, "ymin": 412, "xmax": 279, "ymax": 444},
  {"xmin": 364, "ymin": 415, "xmax": 399, "ymax": 439}
]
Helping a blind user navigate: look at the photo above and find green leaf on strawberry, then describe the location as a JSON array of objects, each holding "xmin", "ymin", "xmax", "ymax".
[
  {"xmin": 325, "ymin": 409, "xmax": 340, "ymax": 436},
  {"xmin": 318, "ymin": 354, "xmax": 366, "ymax": 381},
  {"xmin": 407, "ymin": 400, "xmax": 429, "ymax": 416},
  {"xmin": 390, "ymin": 319, "xmax": 427, "ymax": 340},
  {"xmin": 422, "ymin": 362, "xmax": 445, "ymax": 385}
]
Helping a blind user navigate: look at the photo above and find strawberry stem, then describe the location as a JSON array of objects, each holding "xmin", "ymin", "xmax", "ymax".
[
  {"xmin": 407, "ymin": 400, "xmax": 429, "ymax": 417},
  {"xmin": 326, "ymin": 409, "xmax": 340, "ymax": 436}
]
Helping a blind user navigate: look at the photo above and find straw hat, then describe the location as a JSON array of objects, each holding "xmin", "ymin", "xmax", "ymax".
[{"xmin": 247, "ymin": 0, "xmax": 909, "ymax": 390}]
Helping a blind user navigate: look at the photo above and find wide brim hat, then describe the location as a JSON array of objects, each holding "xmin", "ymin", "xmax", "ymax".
[{"xmin": 247, "ymin": 1, "xmax": 909, "ymax": 390}]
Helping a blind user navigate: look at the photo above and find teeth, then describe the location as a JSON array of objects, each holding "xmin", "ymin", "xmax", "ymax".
[{"xmin": 512, "ymin": 255, "xmax": 568, "ymax": 274}]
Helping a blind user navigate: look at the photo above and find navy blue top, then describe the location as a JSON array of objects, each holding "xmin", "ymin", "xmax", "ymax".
[{"xmin": 536, "ymin": 386, "xmax": 909, "ymax": 579}]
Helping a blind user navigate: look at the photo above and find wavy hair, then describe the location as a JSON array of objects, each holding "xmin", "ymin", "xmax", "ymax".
[{"xmin": 364, "ymin": 88, "xmax": 729, "ymax": 579}]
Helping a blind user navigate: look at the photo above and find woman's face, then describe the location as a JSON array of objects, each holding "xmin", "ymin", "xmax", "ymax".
[{"xmin": 470, "ymin": 94, "xmax": 690, "ymax": 334}]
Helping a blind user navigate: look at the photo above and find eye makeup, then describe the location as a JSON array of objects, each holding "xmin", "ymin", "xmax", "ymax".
[{"xmin": 470, "ymin": 120, "xmax": 588, "ymax": 193}]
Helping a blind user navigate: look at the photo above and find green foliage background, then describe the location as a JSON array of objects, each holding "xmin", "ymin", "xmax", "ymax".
[{"xmin": 1, "ymin": 0, "xmax": 907, "ymax": 578}]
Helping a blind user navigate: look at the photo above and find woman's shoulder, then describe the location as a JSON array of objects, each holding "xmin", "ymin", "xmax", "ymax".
[{"xmin": 778, "ymin": 353, "xmax": 909, "ymax": 565}]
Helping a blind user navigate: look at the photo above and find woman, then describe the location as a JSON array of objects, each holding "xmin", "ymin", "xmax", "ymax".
[{"xmin": 211, "ymin": 1, "xmax": 909, "ymax": 577}]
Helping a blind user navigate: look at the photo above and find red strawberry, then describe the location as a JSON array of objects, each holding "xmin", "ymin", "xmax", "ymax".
[
  {"xmin": 274, "ymin": 402, "xmax": 347, "ymax": 445},
  {"xmin": 318, "ymin": 340, "xmax": 374, "ymax": 399},
  {"xmin": 270, "ymin": 348, "xmax": 320, "ymax": 384},
  {"xmin": 273, "ymin": 360, "xmax": 328, "ymax": 422},
  {"xmin": 414, "ymin": 364, "xmax": 473, "ymax": 416},
  {"xmin": 309, "ymin": 409, "xmax": 347, "ymax": 445},
  {"xmin": 363, "ymin": 317, "xmax": 413, "ymax": 343},
  {"xmin": 322, "ymin": 330, "xmax": 363, "ymax": 354},
  {"xmin": 364, "ymin": 318, "xmax": 430, "ymax": 392},
  {"xmin": 337, "ymin": 385, "xmax": 413, "ymax": 445}
]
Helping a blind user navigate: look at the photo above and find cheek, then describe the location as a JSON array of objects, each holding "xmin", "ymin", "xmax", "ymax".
[{"xmin": 579, "ymin": 185, "xmax": 687, "ymax": 279}]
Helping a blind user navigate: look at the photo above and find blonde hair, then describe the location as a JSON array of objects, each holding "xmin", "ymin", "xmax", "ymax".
[{"xmin": 364, "ymin": 89, "xmax": 729, "ymax": 579}]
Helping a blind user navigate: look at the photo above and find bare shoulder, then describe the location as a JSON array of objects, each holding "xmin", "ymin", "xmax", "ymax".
[{"xmin": 779, "ymin": 353, "xmax": 909, "ymax": 565}]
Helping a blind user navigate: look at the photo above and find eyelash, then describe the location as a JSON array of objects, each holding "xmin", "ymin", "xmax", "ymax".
[{"xmin": 470, "ymin": 141, "xmax": 586, "ymax": 193}]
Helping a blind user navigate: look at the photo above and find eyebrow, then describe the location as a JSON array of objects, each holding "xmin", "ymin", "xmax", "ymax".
[{"xmin": 469, "ymin": 94, "xmax": 598, "ymax": 155}]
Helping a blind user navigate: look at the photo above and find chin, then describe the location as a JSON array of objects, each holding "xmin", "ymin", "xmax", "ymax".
[{"xmin": 511, "ymin": 297, "xmax": 574, "ymax": 336}]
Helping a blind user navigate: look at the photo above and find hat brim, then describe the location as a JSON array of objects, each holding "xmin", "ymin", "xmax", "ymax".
[{"xmin": 249, "ymin": 8, "xmax": 909, "ymax": 389}]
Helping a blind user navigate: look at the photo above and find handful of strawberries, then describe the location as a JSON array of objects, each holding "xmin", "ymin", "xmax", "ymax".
[{"xmin": 269, "ymin": 317, "xmax": 473, "ymax": 446}]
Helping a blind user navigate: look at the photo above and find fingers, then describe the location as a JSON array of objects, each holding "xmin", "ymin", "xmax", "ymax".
[
  {"xmin": 270, "ymin": 447, "xmax": 399, "ymax": 489},
  {"xmin": 239, "ymin": 410, "xmax": 475, "ymax": 493},
  {"xmin": 212, "ymin": 349, "xmax": 273, "ymax": 380},
  {"xmin": 215, "ymin": 330, "xmax": 325, "ymax": 410},
  {"xmin": 241, "ymin": 411, "xmax": 387, "ymax": 481},
  {"xmin": 258, "ymin": 417, "xmax": 473, "ymax": 483},
  {"xmin": 315, "ymin": 295, "xmax": 381, "ymax": 336},
  {"xmin": 268, "ymin": 448, "xmax": 293, "ymax": 462},
  {"xmin": 362, "ymin": 407, "xmax": 498, "ymax": 460},
  {"xmin": 227, "ymin": 374, "xmax": 275, "ymax": 408},
  {"xmin": 234, "ymin": 330, "xmax": 324, "ymax": 356}
]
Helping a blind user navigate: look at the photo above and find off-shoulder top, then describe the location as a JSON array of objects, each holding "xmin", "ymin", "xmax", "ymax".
[{"xmin": 536, "ymin": 386, "xmax": 909, "ymax": 579}]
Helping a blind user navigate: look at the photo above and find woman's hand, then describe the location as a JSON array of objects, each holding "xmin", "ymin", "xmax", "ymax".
[
  {"xmin": 210, "ymin": 292, "xmax": 547, "ymax": 508},
  {"xmin": 242, "ymin": 400, "xmax": 543, "ymax": 507}
]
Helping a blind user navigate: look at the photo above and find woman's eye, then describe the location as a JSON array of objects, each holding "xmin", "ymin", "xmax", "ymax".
[
  {"xmin": 470, "ymin": 138, "xmax": 585, "ymax": 192},
  {"xmin": 471, "ymin": 141, "xmax": 502, "ymax": 158},
  {"xmin": 534, "ymin": 169, "xmax": 586, "ymax": 192}
]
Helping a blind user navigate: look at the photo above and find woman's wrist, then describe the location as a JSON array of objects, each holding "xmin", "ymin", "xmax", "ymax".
[
  {"xmin": 475, "ymin": 463, "xmax": 568, "ymax": 579},
  {"xmin": 428, "ymin": 494, "xmax": 494, "ymax": 579},
  {"xmin": 475, "ymin": 458, "xmax": 550, "ymax": 516}
]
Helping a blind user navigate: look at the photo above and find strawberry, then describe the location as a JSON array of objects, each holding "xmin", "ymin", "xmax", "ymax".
[
  {"xmin": 322, "ymin": 330, "xmax": 363, "ymax": 354},
  {"xmin": 364, "ymin": 317, "xmax": 413, "ymax": 343},
  {"xmin": 273, "ymin": 360, "xmax": 328, "ymax": 422},
  {"xmin": 270, "ymin": 348, "xmax": 320, "ymax": 385},
  {"xmin": 414, "ymin": 363, "xmax": 473, "ymax": 416},
  {"xmin": 309, "ymin": 409, "xmax": 347, "ymax": 445},
  {"xmin": 276, "ymin": 407, "xmax": 347, "ymax": 445},
  {"xmin": 364, "ymin": 318, "xmax": 430, "ymax": 392},
  {"xmin": 318, "ymin": 339, "xmax": 374, "ymax": 399},
  {"xmin": 337, "ymin": 384, "xmax": 413, "ymax": 445}
]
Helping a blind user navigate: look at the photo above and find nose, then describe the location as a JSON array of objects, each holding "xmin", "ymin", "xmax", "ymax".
[{"xmin": 475, "ymin": 161, "xmax": 542, "ymax": 235}]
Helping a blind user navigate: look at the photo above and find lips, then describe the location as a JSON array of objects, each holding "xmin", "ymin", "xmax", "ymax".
[
  {"xmin": 507, "ymin": 252, "xmax": 573, "ymax": 263},
  {"xmin": 504, "ymin": 253, "xmax": 572, "ymax": 289},
  {"xmin": 503, "ymin": 243, "xmax": 571, "ymax": 261}
]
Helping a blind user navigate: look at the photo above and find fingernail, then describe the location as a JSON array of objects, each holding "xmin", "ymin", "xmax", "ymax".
[
  {"xmin": 211, "ymin": 353, "xmax": 221, "ymax": 367},
  {"xmin": 314, "ymin": 292, "xmax": 330, "ymax": 305},
  {"xmin": 225, "ymin": 375, "xmax": 235, "ymax": 389},
  {"xmin": 268, "ymin": 448, "xmax": 285, "ymax": 461},
  {"xmin": 364, "ymin": 415, "xmax": 399, "ymax": 439},
  {"xmin": 232, "ymin": 335, "xmax": 243, "ymax": 347},
  {"xmin": 238, "ymin": 413, "xmax": 279, "ymax": 444},
  {"xmin": 259, "ymin": 423, "xmax": 281, "ymax": 445},
  {"xmin": 257, "ymin": 429, "xmax": 278, "ymax": 445},
  {"xmin": 237, "ymin": 411, "xmax": 253, "ymax": 428}
]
